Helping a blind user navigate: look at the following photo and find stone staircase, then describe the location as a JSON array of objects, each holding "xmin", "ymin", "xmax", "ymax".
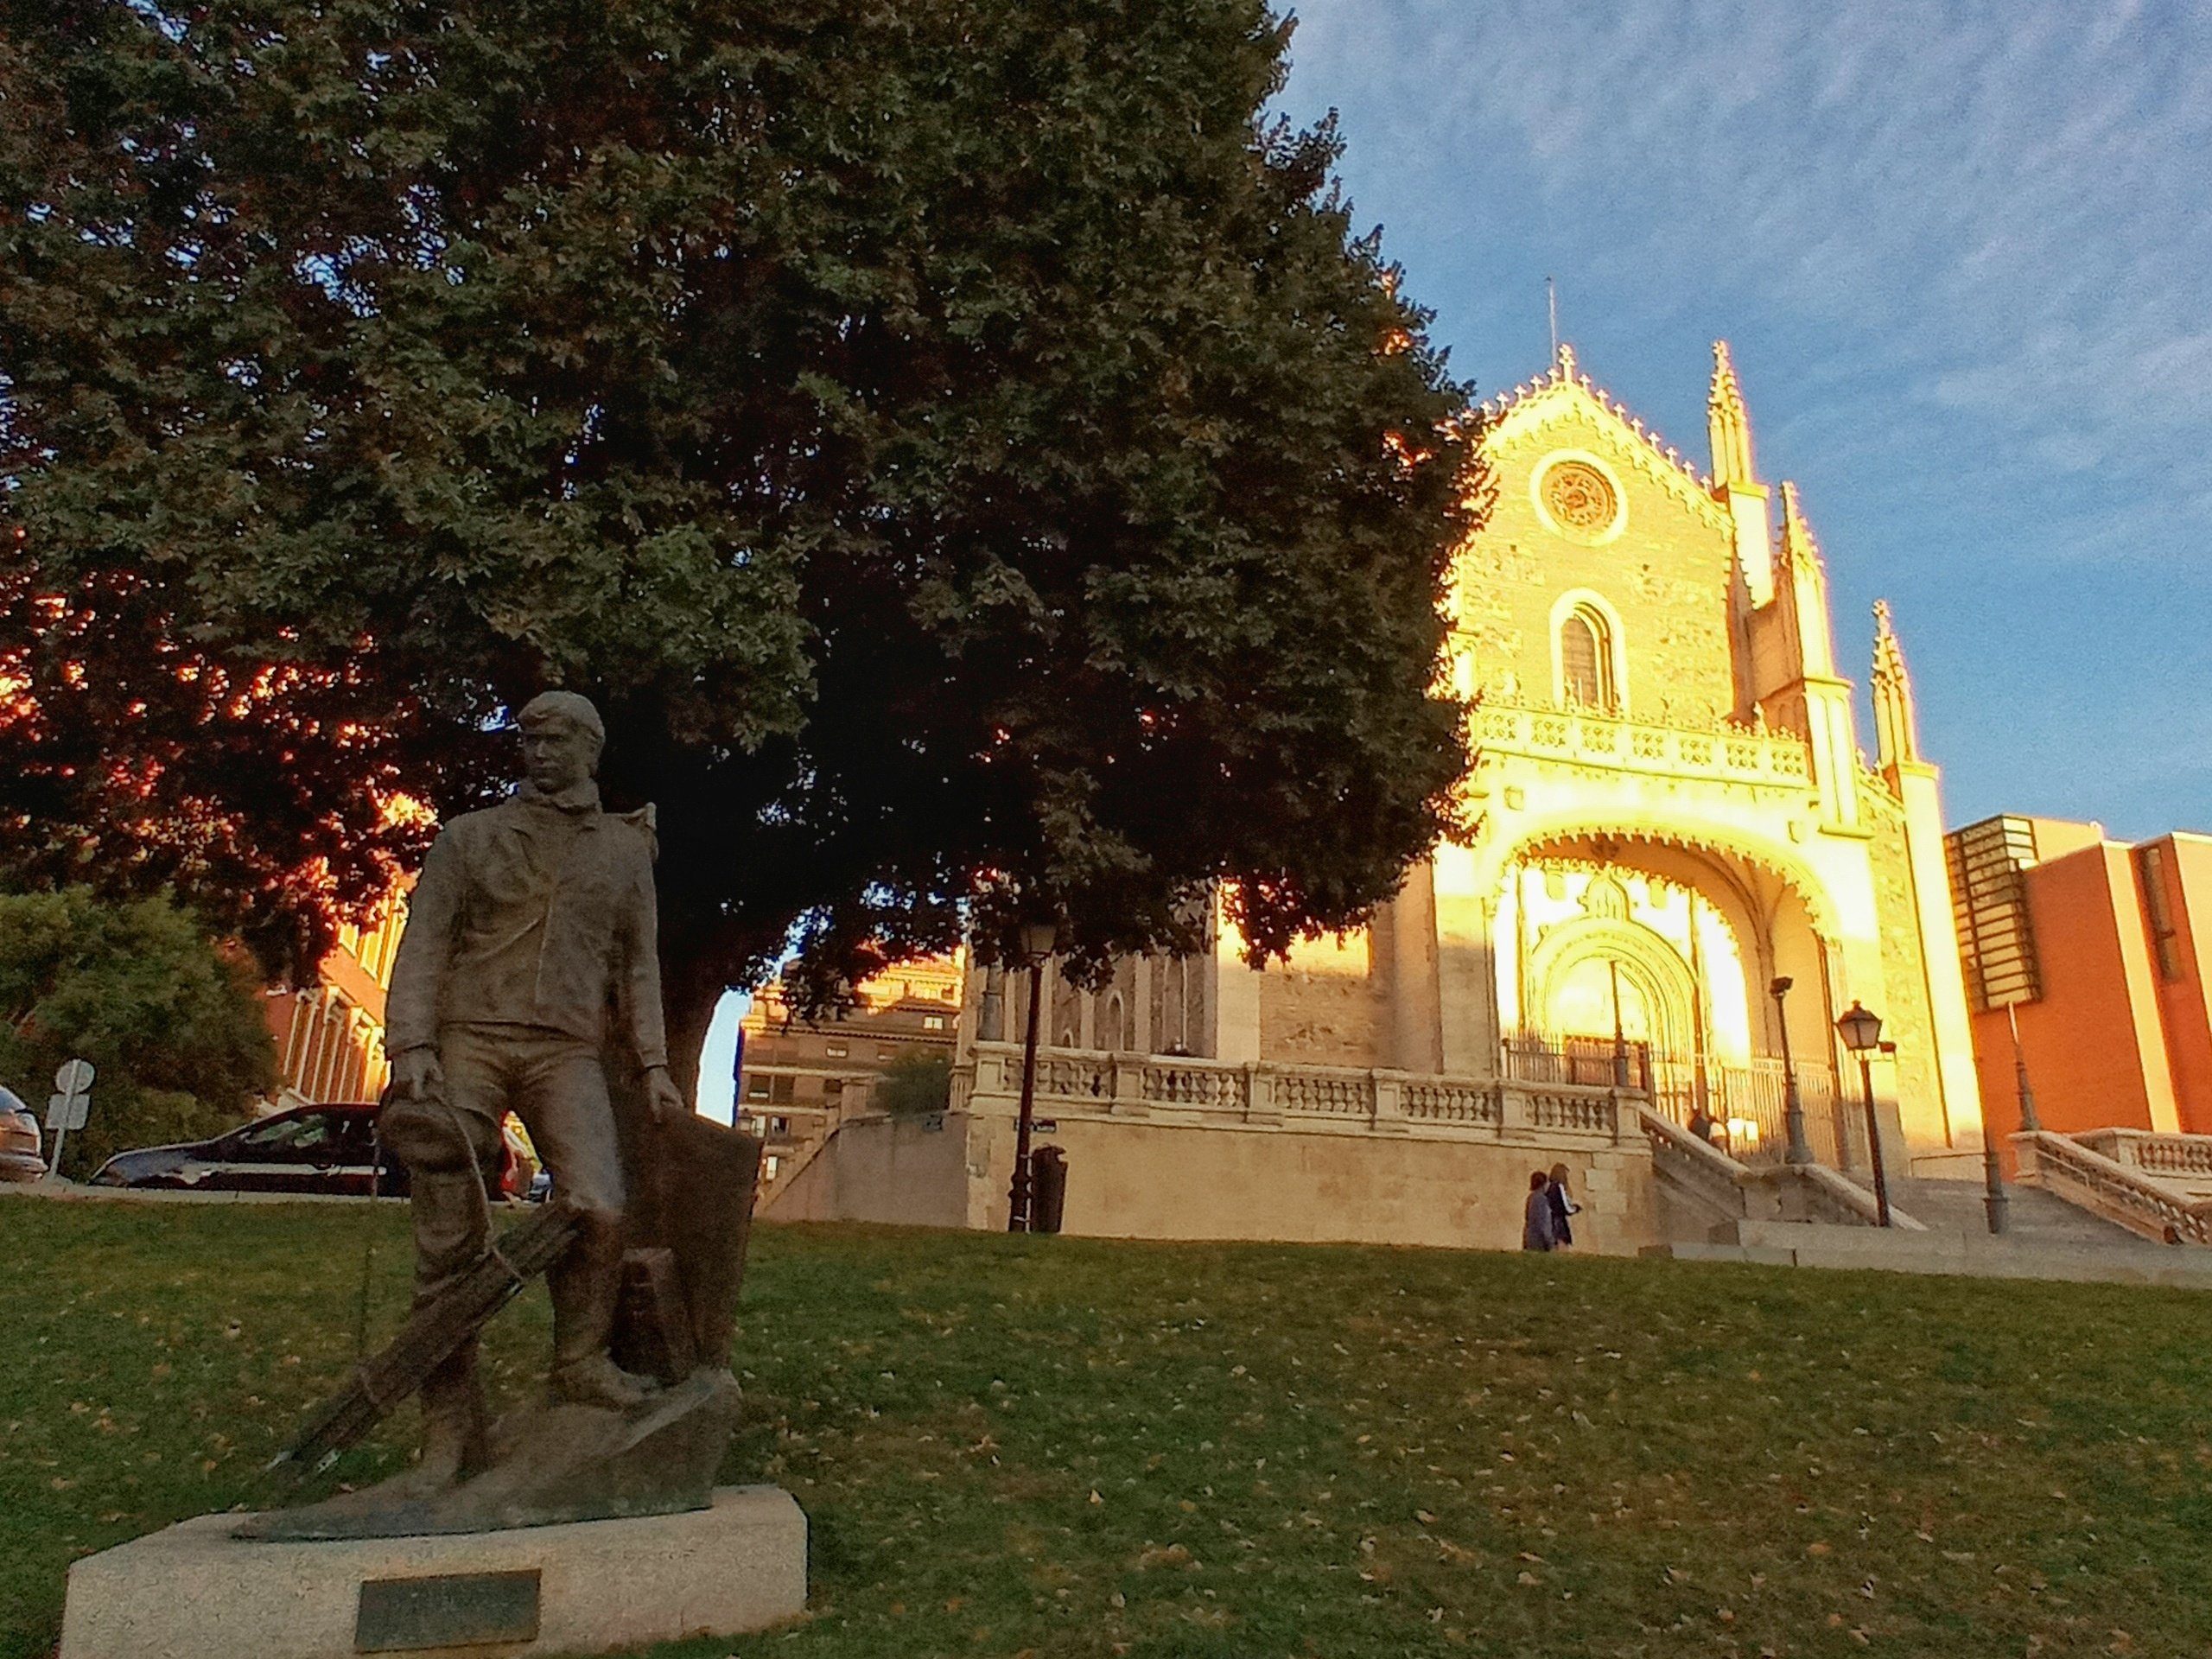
[
  {"xmin": 1638, "ymin": 1102, "xmax": 2212, "ymax": 1286},
  {"xmin": 1885, "ymin": 1174, "xmax": 2175, "ymax": 1255}
]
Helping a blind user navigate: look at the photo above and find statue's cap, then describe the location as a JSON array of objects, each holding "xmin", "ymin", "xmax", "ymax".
[{"xmin": 518, "ymin": 690, "xmax": 605, "ymax": 741}]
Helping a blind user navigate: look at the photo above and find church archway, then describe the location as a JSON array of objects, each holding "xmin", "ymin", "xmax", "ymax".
[{"xmin": 1527, "ymin": 914, "xmax": 1698, "ymax": 1058}]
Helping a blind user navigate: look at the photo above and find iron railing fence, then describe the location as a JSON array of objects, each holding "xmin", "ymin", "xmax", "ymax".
[{"xmin": 1502, "ymin": 1033, "xmax": 1851, "ymax": 1168}]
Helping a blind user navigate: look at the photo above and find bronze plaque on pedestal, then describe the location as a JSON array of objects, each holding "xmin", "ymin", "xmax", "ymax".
[{"xmin": 354, "ymin": 1568, "xmax": 542, "ymax": 1651}]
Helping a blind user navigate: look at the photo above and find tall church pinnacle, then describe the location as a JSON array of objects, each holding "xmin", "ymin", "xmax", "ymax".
[
  {"xmin": 1871, "ymin": 599, "xmax": 1922, "ymax": 769},
  {"xmin": 1777, "ymin": 480, "xmax": 1821, "ymax": 573},
  {"xmin": 1707, "ymin": 340, "xmax": 1757, "ymax": 490}
]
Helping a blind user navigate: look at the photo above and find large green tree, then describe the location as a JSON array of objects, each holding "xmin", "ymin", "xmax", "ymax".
[{"xmin": 0, "ymin": 0, "xmax": 1480, "ymax": 1088}]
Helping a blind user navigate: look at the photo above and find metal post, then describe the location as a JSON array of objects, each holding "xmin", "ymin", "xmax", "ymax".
[
  {"xmin": 1609, "ymin": 959, "xmax": 1630, "ymax": 1090},
  {"xmin": 2006, "ymin": 1001, "xmax": 2041, "ymax": 1134},
  {"xmin": 1772, "ymin": 976, "xmax": 1812, "ymax": 1166},
  {"xmin": 1858, "ymin": 1052, "xmax": 1891, "ymax": 1228},
  {"xmin": 1980, "ymin": 1093, "xmax": 2011, "ymax": 1234},
  {"xmin": 1007, "ymin": 958, "xmax": 1044, "ymax": 1233}
]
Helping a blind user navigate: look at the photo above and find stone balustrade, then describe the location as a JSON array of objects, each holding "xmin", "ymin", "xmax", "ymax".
[
  {"xmin": 2071, "ymin": 1128, "xmax": 2212, "ymax": 1185},
  {"xmin": 1637, "ymin": 1105, "xmax": 1748, "ymax": 1219},
  {"xmin": 1478, "ymin": 702, "xmax": 1813, "ymax": 790},
  {"xmin": 960, "ymin": 1042, "xmax": 1636, "ymax": 1143},
  {"xmin": 2015, "ymin": 1130, "xmax": 2212, "ymax": 1246}
]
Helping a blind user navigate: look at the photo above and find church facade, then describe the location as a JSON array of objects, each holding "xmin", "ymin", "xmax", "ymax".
[{"xmin": 964, "ymin": 344, "xmax": 1986, "ymax": 1182}]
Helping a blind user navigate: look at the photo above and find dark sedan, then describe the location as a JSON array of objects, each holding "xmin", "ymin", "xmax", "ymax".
[{"xmin": 89, "ymin": 1102, "xmax": 528, "ymax": 1198}]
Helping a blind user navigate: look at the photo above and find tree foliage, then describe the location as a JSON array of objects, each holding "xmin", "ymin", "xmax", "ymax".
[
  {"xmin": 0, "ymin": 0, "xmax": 1480, "ymax": 1083},
  {"xmin": 874, "ymin": 1047, "xmax": 953, "ymax": 1117},
  {"xmin": 0, "ymin": 887, "xmax": 276, "ymax": 1174}
]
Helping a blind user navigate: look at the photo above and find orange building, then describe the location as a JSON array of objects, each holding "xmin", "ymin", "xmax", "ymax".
[
  {"xmin": 1948, "ymin": 816, "xmax": 2212, "ymax": 1143},
  {"xmin": 265, "ymin": 889, "xmax": 407, "ymax": 1106}
]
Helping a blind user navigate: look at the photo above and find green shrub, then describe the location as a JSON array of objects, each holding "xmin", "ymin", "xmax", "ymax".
[
  {"xmin": 874, "ymin": 1049, "xmax": 952, "ymax": 1116},
  {"xmin": 0, "ymin": 889, "xmax": 276, "ymax": 1176}
]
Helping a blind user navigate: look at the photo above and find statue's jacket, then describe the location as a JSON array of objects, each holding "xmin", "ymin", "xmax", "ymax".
[{"xmin": 385, "ymin": 780, "xmax": 669, "ymax": 1069}]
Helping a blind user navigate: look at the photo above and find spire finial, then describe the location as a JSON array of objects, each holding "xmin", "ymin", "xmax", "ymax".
[
  {"xmin": 1555, "ymin": 339, "xmax": 1577, "ymax": 380},
  {"xmin": 1778, "ymin": 480, "xmax": 1821, "ymax": 569},
  {"xmin": 1871, "ymin": 599, "xmax": 1919, "ymax": 767},
  {"xmin": 1707, "ymin": 340, "xmax": 1757, "ymax": 489}
]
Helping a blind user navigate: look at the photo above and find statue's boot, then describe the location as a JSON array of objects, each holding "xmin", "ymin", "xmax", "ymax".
[
  {"xmin": 546, "ymin": 1215, "xmax": 658, "ymax": 1412},
  {"xmin": 414, "ymin": 1337, "xmax": 491, "ymax": 1486}
]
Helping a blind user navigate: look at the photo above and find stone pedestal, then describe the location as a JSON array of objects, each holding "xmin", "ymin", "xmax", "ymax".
[{"xmin": 60, "ymin": 1484, "xmax": 805, "ymax": 1659}]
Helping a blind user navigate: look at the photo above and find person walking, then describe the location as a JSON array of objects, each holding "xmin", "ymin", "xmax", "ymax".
[
  {"xmin": 1522, "ymin": 1169, "xmax": 1558, "ymax": 1252},
  {"xmin": 1546, "ymin": 1163, "xmax": 1581, "ymax": 1249}
]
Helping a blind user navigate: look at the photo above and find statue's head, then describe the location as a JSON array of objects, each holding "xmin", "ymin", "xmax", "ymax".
[{"xmin": 518, "ymin": 690, "xmax": 605, "ymax": 795}]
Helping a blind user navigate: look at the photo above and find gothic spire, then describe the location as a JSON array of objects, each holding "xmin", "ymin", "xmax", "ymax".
[
  {"xmin": 1872, "ymin": 599, "xmax": 1921, "ymax": 768},
  {"xmin": 1777, "ymin": 480, "xmax": 1822, "ymax": 574},
  {"xmin": 1707, "ymin": 340, "xmax": 1757, "ymax": 489}
]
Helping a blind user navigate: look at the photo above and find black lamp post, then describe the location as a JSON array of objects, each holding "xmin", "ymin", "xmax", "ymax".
[
  {"xmin": 1770, "ymin": 976, "xmax": 1813, "ymax": 1166},
  {"xmin": 2005, "ymin": 1001, "xmax": 2042, "ymax": 1134},
  {"xmin": 1835, "ymin": 1001, "xmax": 1891, "ymax": 1227},
  {"xmin": 1608, "ymin": 959, "xmax": 1630, "ymax": 1089},
  {"xmin": 1007, "ymin": 919, "xmax": 1058, "ymax": 1234}
]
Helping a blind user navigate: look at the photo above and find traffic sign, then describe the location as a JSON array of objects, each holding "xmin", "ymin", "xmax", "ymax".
[
  {"xmin": 44, "ymin": 1091, "xmax": 88, "ymax": 1131},
  {"xmin": 44, "ymin": 1057, "xmax": 94, "ymax": 1179}
]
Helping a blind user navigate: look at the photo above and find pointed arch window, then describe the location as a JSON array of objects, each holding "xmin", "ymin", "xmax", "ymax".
[{"xmin": 1558, "ymin": 604, "xmax": 1618, "ymax": 712}]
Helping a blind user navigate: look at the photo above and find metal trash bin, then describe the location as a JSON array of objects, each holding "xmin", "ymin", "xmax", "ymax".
[{"xmin": 1029, "ymin": 1145, "xmax": 1068, "ymax": 1235}]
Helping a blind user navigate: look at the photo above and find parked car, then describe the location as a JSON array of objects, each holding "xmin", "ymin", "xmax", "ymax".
[
  {"xmin": 88, "ymin": 1102, "xmax": 528, "ymax": 1199},
  {"xmin": 0, "ymin": 1086, "xmax": 46, "ymax": 1182}
]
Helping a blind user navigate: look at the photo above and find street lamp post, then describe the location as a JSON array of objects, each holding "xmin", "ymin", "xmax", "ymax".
[
  {"xmin": 1770, "ymin": 976, "xmax": 1813, "ymax": 1166},
  {"xmin": 2005, "ymin": 1001, "xmax": 2042, "ymax": 1134},
  {"xmin": 1007, "ymin": 920, "xmax": 1058, "ymax": 1234},
  {"xmin": 1835, "ymin": 1001, "xmax": 1891, "ymax": 1228},
  {"xmin": 1608, "ymin": 959, "xmax": 1630, "ymax": 1090}
]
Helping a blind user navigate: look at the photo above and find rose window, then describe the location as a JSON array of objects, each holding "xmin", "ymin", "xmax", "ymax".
[{"xmin": 1541, "ymin": 461, "xmax": 1618, "ymax": 537}]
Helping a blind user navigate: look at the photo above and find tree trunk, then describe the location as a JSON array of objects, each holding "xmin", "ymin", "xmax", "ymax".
[{"xmin": 658, "ymin": 943, "xmax": 731, "ymax": 1110}]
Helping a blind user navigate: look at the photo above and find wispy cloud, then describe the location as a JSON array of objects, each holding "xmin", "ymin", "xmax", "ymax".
[
  {"xmin": 1277, "ymin": 0, "xmax": 2212, "ymax": 563},
  {"xmin": 1272, "ymin": 1, "xmax": 2212, "ymax": 832}
]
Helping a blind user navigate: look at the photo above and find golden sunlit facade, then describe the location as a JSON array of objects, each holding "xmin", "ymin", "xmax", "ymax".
[{"xmin": 977, "ymin": 345, "xmax": 1986, "ymax": 1178}]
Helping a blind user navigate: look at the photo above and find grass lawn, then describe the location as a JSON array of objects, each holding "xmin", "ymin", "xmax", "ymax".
[{"xmin": 3, "ymin": 1201, "xmax": 2210, "ymax": 1658}]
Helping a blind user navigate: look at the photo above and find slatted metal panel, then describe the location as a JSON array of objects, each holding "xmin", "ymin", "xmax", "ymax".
[{"xmin": 1945, "ymin": 815, "xmax": 2042, "ymax": 1011}]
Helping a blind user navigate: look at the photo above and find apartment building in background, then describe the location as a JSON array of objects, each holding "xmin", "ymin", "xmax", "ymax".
[
  {"xmin": 1948, "ymin": 815, "xmax": 2212, "ymax": 1141},
  {"xmin": 734, "ymin": 954, "xmax": 963, "ymax": 1178},
  {"xmin": 267, "ymin": 887, "xmax": 408, "ymax": 1106}
]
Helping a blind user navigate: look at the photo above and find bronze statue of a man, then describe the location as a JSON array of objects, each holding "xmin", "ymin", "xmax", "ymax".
[{"xmin": 382, "ymin": 690, "xmax": 685, "ymax": 1481}]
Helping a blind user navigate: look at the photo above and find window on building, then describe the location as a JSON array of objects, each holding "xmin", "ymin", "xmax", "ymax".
[
  {"xmin": 769, "ymin": 1074, "xmax": 795, "ymax": 1103},
  {"xmin": 923, "ymin": 1014, "xmax": 945, "ymax": 1031},
  {"xmin": 2140, "ymin": 844, "xmax": 2185, "ymax": 982},
  {"xmin": 745, "ymin": 1077, "xmax": 770, "ymax": 1101},
  {"xmin": 768, "ymin": 1116, "xmax": 791, "ymax": 1137},
  {"xmin": 1559, "ymin": 605, "xmax": 1617, "ymax": 712},
  {"xmin": 824, "ymin": 1040, "xmax": 849, "ymax": 1058},
  {"xmin": 823, "ymin": 1077, "xmax": 844, "ymax": 1098}
]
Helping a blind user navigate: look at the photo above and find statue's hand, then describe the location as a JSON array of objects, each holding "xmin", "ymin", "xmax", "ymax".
[
  {"xmin": 644, "ymin": 1065, "xmax": 688, "ymax": 1125},
  {"xmin": 391, "ymin": 1047, "xmax": 444, "ymax": 1101}
]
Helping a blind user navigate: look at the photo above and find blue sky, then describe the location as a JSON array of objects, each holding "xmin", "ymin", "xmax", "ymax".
[{"xmin": 1270, "ymin": 0, "xmax": 2212, "ymax": 842}]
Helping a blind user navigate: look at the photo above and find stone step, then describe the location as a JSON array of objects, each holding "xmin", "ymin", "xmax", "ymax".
[{"xmin": 1884, "ymin": 1176, "xmax": 2177, "ymax": 1255}]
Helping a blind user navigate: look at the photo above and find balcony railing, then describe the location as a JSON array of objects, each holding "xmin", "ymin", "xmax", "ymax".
[
  {"xmin": 959, "ymin": 1042, "xmax": 1637, "ymax": 1142},
  {"xmin": 1477, "ymin": 702, "xmax": 1813, "ymax": 790}
]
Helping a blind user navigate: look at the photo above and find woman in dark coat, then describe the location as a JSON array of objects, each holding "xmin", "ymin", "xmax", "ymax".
[
  {"xmin": 1522, "ymin": 1169, "xmax": 1557, "ymax": 1251},
  {"xmin": 1546, "ymin": 1162, "xmax": 1581, "ymax": 1249}
]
